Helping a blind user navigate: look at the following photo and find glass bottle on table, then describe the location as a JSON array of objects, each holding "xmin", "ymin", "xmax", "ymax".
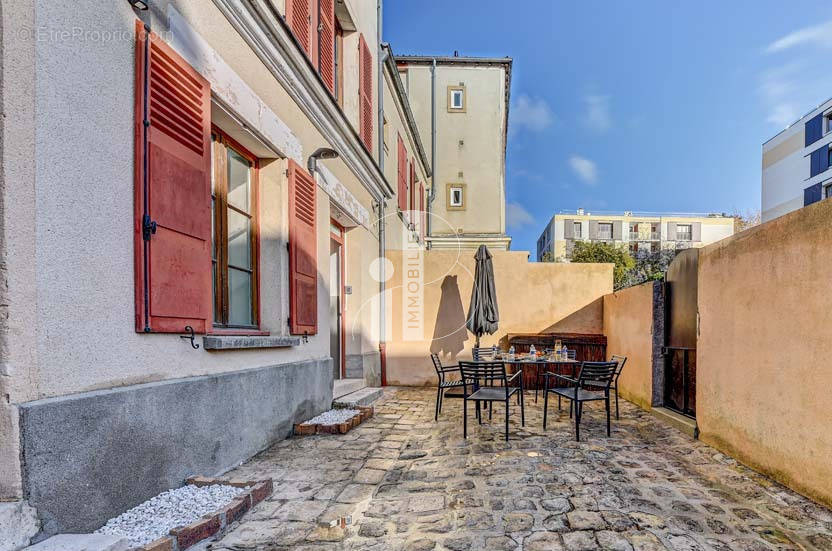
[{"xmin": 529, "ymin": 344, "xmax": 536, "ymax": 360}]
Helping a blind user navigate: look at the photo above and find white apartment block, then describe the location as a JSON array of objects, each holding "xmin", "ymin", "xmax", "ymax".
[
  {"xmin": 762, "ymin": 96, "xmax": 832, "ymax": 222},
  {"xmin": 537, "ymin": 210, "xmax": 735, "ymax": 262}
]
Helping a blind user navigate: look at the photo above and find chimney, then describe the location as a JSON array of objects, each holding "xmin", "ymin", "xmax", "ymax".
[
  {"xmin": 577, "ymin": 208, "xmax": 585, "ymax": 215},
  {"xmin": 453, "ymin": 50, "xmax": 459, "ymax": 57}
]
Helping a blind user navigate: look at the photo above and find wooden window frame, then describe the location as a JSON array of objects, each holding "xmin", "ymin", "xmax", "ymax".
[{"xmin": 211, "ymin": 126, "xmax": 263, "ymax": 332}]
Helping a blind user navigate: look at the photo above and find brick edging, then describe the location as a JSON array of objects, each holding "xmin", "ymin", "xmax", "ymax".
[
  {"xmin": 293, "ymin": 405, "xmax": 374, "ymax": 436},
  {"xmin": 139, "ymin": 477, "xmax": 273, "ymax": 551}
]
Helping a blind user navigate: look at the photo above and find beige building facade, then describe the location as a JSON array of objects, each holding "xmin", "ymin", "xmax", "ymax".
[
  {"xmin": 537, "ymin": 210, "xmax": 735, "ymax": 262},
  {"xmin": 396, "ymin": 56, "xmax": 512, "ymax": 251}
]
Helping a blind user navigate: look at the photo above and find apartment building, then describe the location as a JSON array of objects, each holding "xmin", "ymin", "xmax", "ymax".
[
  {"xmin": 537, "ymin": 210, "xmax": 735, "ymax": 261},
  {"xmin": 395, "ymin": 55, "xmax": 512, "ymax": 250},
  {"xmin": 0, "ymin": 0, "xmax": 431, "ymax": 540},
  {"xmin": 762, "ymin": 96, "xmax": 832, "ymax": 222}
]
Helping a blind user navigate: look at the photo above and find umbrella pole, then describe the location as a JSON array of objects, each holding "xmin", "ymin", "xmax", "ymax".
[{"xmin": 475, "ymin": 334, "xmax": 480, "ymax": 348}]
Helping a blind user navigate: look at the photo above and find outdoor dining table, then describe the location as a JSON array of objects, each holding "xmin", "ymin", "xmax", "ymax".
[{"xmin": 473, "ymin": 357, "xmax": 581, "ymax": 403}]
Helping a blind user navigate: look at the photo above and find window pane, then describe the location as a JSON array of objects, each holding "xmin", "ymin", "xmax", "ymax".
[
  {"xmin": 228, "ymin": 209, "xmax": 251, "ymax": 269},
  {"xmin": 227, "ymin": 149, "xmax": 251, "ymax": 212},
  {"xmin": 228, "ymin": 268, "xmax": 253, "ymax": 326},
  {"xmin": 212, "ymin": 261, "xmax": 220, "ymax": 323}
]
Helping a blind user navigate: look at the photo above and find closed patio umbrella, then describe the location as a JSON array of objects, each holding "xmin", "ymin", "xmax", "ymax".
[{"xmin": 466, "ymin": 245, "xmax": 499, "ymax": 347}]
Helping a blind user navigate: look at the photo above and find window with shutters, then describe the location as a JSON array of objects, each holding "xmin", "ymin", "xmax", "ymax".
[
  {"xmin": 573, "ymin": 222, "xmax": 582, "ymax": 239},
  {"xmin": 133, "ymin": 21, "xmax": 213, "ymax": 334},
  {"xmin": 598, "ymin": 222, "xmax": 613, "ymax": 240},
  {"xmin": 358, "ymin": 34, "xmax": 373, "ymax": 152},
  {"xmin": 286, "ymin": 0, "xmax": 313, "ymax": 59},
  {"xmin": 317, "ymin": 0, "xmax": 335, "ymax": 94},
  {"xmin": 419, "ymin": 182, "xmax": 425, "ymax": 240},
  {"xmin": 288, "ymin": 160, "xmax": 318, "ymax": 335},
  {"xmin": 409, "ymin": 160, "xmax": 416, "ymax": 217},
  {"xmin": 334, "ymin": 20, "xmax": 344, "ymax": 105},
  {"xmin": 397, "ymin": 134, "xmax": 407, "ymax": 212},
  {"xmin": 211, "ymin": 129, "xmax": 260, "ymax": 328}
]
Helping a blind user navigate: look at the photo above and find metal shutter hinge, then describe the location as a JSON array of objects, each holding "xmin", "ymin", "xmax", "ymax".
[{"xmin": 142, "ymin": 214, "xmax": 157, "ymax": 241}]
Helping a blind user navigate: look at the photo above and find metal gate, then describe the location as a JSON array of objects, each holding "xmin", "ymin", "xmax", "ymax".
[{"xmin": 663, "ymin": 248, "xmax": 699, "ymax": 417}]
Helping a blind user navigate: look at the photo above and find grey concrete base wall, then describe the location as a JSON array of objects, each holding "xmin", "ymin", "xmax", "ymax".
[
  {"xmin": 19, "ymin": 358, "xmax": 333, "ymax": 537},
  {"xmin": 345, "ymin": 351, "xmax": 380, "ymax": 385}
]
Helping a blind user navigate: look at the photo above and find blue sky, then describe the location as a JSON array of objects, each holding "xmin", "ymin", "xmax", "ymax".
[{"xmin": 384, "ymin": 1, "xmax": 832, "ymax": 253}]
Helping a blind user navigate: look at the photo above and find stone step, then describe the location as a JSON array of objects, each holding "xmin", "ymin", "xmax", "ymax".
[
  {"xmin": 332, "ymin": 378, "xmax": 365, "ymax": 400},
  {"xmin": 24, "ymin": 534, "xmax": 130, "ymax": 551},
  {"xmin": 333, "ymin": 387, "xmax": 383, "ymax": 408},
  {"xmin": 651, "ymin": 406, "xmax": 698, "ymax": 439}
]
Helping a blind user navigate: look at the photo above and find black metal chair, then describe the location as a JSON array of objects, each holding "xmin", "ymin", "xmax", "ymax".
[
  {"xmin": 609, "ymin": 355, "xmax": 628, "ymax": 419},
  {"xmin": 431, "ymin": 353, "xmax": 465, "ymax": 421},
  {"xmin": 459, "ymin": 361, "xmax": 524, "ymax": 441},
  {"xmin": 532, "ymin": 348, "xmax": 578, "ymax": 403},
  {"xmin": 472, "ymin": 347, "xmax": 497, "ymax": 361},
  {"xmin": 542, "ymin": 361, "xmax": 618, "ymax": 441}
]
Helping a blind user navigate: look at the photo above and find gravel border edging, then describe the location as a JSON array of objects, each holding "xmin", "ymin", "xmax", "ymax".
[
  {"xmin": 138, "ymin": 477, "xmax": 273, "ymax": 551},
  {"xmin": 293, "ymin": 405, "xmax": 374, "ymax": 436}
]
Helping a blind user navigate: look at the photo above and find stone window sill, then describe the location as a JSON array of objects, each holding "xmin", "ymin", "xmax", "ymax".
[{"xmin": 202, "ymin": 335, "xmax": 301, "ymax": 350}]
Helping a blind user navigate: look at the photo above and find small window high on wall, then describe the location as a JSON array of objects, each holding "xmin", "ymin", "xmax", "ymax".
[
  {"xmin": 447, "ymin": 183, "xmax": 465, "ymax": 210},
  {"xmin": 448, "ymin": 85, "xmax": 466, "ymax": 112},
  {"xmin": 211, "ymin": 130, "xmax": 260, "ymax": 328}
]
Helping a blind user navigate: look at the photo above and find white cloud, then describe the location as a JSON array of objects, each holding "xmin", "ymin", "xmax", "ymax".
[
  {"xmin": 511, "ymin": 94, "xmax": 554, "ymax": 133},
  {"xmin": 766, "ymin": 103, "xmax": 798, "ymax": 127},
  {"xmin": 512, "ymin": 168, "xmax": 543, "ymax": 182},
  {"xmin": 583, "ymin": 94, "xmax": 611, "ymax": 133},
  {"xmin": 756, "ymin": 61, "xmax": 832, "ymax": 128},
  {"xmin": 506, "ymin": 202, "xmax": 535, "ymax": 230},
  {"xmin": 568, "ymin": 155, "xmax": 598, "ymax": 185},
  {"xmin": 765, "ymin": 20, "xmax": 832, "ymax": 53}
]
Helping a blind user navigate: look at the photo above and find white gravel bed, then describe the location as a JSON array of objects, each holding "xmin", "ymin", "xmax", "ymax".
[
  {"xmin": 303, "ymin": 408, "xmax": 360, "ymax": 425},
  {"xmin": 95, "ymin": 484, "xmax": 246, "ymax": 547}
]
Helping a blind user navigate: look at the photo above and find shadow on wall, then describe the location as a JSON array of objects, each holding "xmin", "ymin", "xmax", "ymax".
[
  {"xmin": 430, "ymin": 275, "xmax": 469, "ymax": 360},
  {"xmin": 538, "ymin": 297, "xmax": 605, "ymax": 334}
]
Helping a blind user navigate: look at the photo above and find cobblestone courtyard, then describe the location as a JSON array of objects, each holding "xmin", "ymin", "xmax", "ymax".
[{"xmin": 212, "ymin": 388, "xmax": 832, "ymax": 550}]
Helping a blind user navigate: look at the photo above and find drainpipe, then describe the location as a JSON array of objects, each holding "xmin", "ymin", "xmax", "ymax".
[
  {"xmin": 377, "ymin": 0, "xmax": 388, "ymax": 386},
  {"xmin": 426, "ymin": 58, "xmax": 437, "ymax": 247}
]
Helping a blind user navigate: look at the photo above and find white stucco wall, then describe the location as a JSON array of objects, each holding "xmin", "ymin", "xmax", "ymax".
[{"xmin": 3, "ymin": 0, "xmax": 385, "ymax": 402}]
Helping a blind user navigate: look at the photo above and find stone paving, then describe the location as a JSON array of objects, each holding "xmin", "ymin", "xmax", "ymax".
[{"xmin": 211, "ymin": 388, "xmax": 832, "ymax": 550}]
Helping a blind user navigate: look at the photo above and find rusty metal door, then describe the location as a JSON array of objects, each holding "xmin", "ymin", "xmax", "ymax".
[{"xmin": 663, "ymin": 248, "xmax": 699, "ymax": 417}]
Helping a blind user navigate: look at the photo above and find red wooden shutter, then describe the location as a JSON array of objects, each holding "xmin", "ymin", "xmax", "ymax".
[
  {"xmin": 358, "ymin": 34, "xmax": 373, "ymax": 152},
  {"xmin": 409, "ymin": 160, "xmax": 416, "ymax": 218},
  {"xmin": 397, "ymin": 134, "xmax": 407, "ymax": 211},
  {"xmin": 318, "ymin": 0, "xmax": 335, "ymax": 93},
  {"xmin": 419, "ymin": 182, "xmax": 425, "ymax": 240},
  {"xmin": 288, "ymin": 159, "xmax": 318, "ymax": 335},
  {"xmin": 286, "ymin": 0, "xmax": 312, "ymax": 58},
  {"xmin": 134, "ymin": 21, "xmax": 212, "ymax": 334}
]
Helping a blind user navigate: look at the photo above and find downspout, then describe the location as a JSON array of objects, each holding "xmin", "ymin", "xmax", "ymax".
[
  {"xmin": 426, "ymin": 58, "xmax": 437, "ymax": 248},
  {"xmin": 377, "ymin": 0, "xmax": 388, "ymax": 386}
]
